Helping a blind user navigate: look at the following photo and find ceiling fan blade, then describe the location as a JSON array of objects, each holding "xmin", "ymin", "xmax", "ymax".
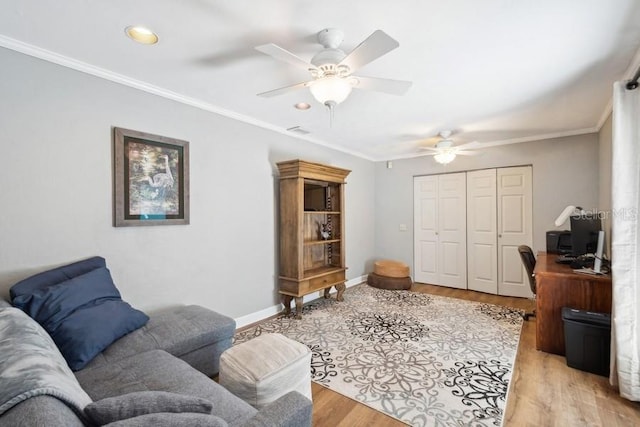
[
  {"xmin": 339, "ymin": 30, "xmax": 399, "ymax": 72},
  {"xmin": 257, "ymin": 81, "xmax": 312, "ymax": 98},
  {"xmin": 351, "ymin": 75, "xmax": 412, "ymax": 95},
  {"xmin": 454, "ymin": 141, "xmax": 481, "ymax": 150},
  {"xmin": 255, "ymin": 43, "xmax": 317, "ymax": 72},
  {"xmin": 418, "ymin": 146, "xmax": 439, "ymax": 152},
  {"xmin": 456, "ymin": 150, "xmax": 481, "ymax": 156}
]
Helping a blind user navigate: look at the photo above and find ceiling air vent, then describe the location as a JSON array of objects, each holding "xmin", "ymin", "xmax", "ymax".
[{"xmin": 286, "ymin": 126, "xmax": 310, "ymax": 135}]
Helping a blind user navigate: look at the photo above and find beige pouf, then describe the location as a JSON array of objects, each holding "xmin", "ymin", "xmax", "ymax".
[
  {"xmin": 219, "ymin": 333, "xmax": 312, "ymax": 409},
  {"xmin": 374, "ymin": 259, "xmax": 410, "ymax": 278},
  {"xmin": 368, "ymin": 259, "xmax": 413, "ymax": 290}
]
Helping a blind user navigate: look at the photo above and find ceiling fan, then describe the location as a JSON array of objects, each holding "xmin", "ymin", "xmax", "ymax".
[
  {"xmin": 255, "ymin": 28, "xmax": 412, "ymax": 116},
  {"xmin": 419, "ymin": 130, "xmax": 482, "ymax": 164}
]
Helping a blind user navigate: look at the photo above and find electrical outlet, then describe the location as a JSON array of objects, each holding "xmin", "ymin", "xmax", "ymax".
[{"xmin": 399, "ymin": 224, "xmax": 407, "ymax": 231}]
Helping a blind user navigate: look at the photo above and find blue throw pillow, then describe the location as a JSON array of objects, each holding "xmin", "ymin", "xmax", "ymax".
[
  {"xmin": 52, "ymin": 297, "xmax": 149, "ymax": 371},
  {"xmin": 11, "ymin": 261, "xmax": 149, "ymax": 371},
  {"xmin": 12, "ymin": 267, "xmax": 122, "ymax": 331},
  {"xmin": 10, "ymin": 256, "xmax": 106, "ymax": 300}
]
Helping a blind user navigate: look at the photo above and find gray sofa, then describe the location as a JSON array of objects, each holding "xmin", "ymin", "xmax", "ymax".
[{"xmin": 0, "ymin": 299, "xmax": 312, "ymax": 426}]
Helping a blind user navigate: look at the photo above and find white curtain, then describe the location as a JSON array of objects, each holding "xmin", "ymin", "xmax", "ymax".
[{"xmin": 610, "ymin": 80, "xmax": 640, "ymax": 400}]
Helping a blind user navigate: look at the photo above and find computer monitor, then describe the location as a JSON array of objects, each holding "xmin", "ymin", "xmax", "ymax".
[{"xmin": 570, "ymin": 215, "xmax": 602, "ymax": 256}]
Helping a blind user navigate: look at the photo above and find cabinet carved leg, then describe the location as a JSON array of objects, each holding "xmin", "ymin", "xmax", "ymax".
[
  {"xmin": 282, "ymin": 295, "xmax": 292, "ymax": 316},
  {"xmin": 323, "ymin": 288, "xmax": 332, "ymax": 299},
  {"xmin": 294, "ymin": 297, "xmax": 303, "ymax": 320},
  {"xmin": 335, "ymin": 283, "xmax": 346, "ymax": 302}
]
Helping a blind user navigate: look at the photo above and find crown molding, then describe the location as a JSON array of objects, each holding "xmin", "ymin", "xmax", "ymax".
[
  {"xmin": 0, "ymin": 34, "xmax": 621, "ymax": 163},
  {"xmin": 384, "ymin": 127, "xmax": 599, "ymax": 161},
  {"xmin": 0, "ymin": 35, "xmax": 374, "ymax": 161}
]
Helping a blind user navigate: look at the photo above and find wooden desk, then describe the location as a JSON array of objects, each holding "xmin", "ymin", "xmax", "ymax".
[{"xmin": 534, "ymin": 252, "xmax": 612, "ymax": 355}]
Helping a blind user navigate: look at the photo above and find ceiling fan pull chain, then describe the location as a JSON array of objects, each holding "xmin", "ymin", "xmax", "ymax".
[{"xmin": 325, "ymin": 100, "xmax": 337, "ymax": 127}]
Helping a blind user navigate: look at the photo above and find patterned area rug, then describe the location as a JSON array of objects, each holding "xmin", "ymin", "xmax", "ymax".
[{"xmin": 234, "ymin": 284, "xmax": 523, "ymax": 426}]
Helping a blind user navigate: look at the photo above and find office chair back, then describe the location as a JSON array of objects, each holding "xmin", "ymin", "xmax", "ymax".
[
  {"xmin": 517, "ymin": 245, "xmax": 536, "ymax": 294},
  {"xmin": 518, "ymin": 245, "xmax": 537, "ymax": 320}
]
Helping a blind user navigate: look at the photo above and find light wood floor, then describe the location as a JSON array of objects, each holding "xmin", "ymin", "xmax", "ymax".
[{"xmin": 306, "ymin": 283, "xmax": 640, "ymax": 426}]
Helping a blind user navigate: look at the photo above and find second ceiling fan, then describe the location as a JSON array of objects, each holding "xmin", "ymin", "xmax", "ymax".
[
  {"xmin": 420, "ymin": 130, "xmax": 482, "ymax": 164},
  {"xmin": 255, "ymin": 28, "xmax": 412, "ymax": 114}
]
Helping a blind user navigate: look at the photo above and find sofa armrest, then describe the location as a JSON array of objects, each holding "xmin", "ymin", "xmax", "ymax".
[
  {"xmin": 1, "ymin": 395, "xmax": 85, "ymax": 427},
  {"xmin": 236, "ymin": 391, "xmax": 312, "ymax": 427}
]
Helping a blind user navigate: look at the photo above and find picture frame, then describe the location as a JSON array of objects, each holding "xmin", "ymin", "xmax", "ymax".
[{"xmin": 113, "ymin": 127, "xmax": 190, "ymax": 227}]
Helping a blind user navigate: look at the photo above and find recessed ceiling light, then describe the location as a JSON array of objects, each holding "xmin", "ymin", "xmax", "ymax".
[
  {"xmin": 294, "ymin": 102, "xmax": 311, "ymax": 110},
  {"xmin": 125, "ymin": 26, "xmax": 158, "ymax": 45}
]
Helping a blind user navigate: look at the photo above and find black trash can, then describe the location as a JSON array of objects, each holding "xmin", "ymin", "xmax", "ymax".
[{"xmin": 562, "ymin": 307, "xmax": 611, "ymax": 376}]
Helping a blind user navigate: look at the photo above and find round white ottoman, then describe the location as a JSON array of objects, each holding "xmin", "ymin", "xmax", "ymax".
[{"xmin": 219, "ymin": 333, "xmax": 312, "ymax": 409}]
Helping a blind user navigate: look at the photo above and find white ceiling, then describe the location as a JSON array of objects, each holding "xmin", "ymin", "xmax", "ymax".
[{"xmin": 2, "ymin": 0, "xmax": 640, "ymax": 161}]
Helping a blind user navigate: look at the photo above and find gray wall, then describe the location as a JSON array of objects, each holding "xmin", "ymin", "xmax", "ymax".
[
  {"xmin": 0, "ymin": 47, "xmax": 376, "ymax": 318},
  {"xmin": 0, "ymin": 45, "xmax": 608, "ymax": 319},
  {"xmin": 374, "ymin": 134, "xmax": 601, "ymax": 269}
]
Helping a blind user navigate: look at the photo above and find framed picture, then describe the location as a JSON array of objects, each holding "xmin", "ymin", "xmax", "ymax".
[{"xmin": 113, "ymin": 127, "xmax": 189, "ymax": 226}]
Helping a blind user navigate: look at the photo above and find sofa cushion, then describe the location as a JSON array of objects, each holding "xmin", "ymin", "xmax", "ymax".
[
  {"xmin": 85, "ymin": 305, "xmax": 235, "ymax": 373},
  {"xmin": 76, "ymin": 350, "xmax": 258, "ymax": 426},
  {"xmin": 85, "ymin": 391, "xmax": 213, "ymax": 425},
  {"xmin": 11, "ymin": 262, "xmax": 149, "ymax": 371},
  {"xmin": 0, "ymin": 307, "xmax": 92, "ymax": 419},
  {"xmin": 103, "ymin": 412, "xmax": 229, "ymax": 427}
]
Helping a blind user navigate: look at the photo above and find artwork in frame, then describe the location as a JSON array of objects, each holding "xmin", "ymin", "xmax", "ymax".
[{"xmin": 113, "ymin": 127, "xmax": 189, "ymax": 226}]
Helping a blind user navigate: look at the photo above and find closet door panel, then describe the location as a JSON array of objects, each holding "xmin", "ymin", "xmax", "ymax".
[
  {"xmin": 497, "ymin": 166, "xmax": 533, "ymax": 297},
  {"xmin": 440, "ymin": 241, "xmax": 465, "ymax": 285},
  {"xmin": 501, "ymin": 245, "xmax": 525, "ymax": 284},
  {"xmin": 437, "ymin": 173, "xmax": 467, "ymax": 289},
  {"xmin": 418, "ymin": 241, "xmax": 438, "ymax": 276},
  {"xmin": 414, "ymin": 176, "xmax": 439, "ymax": 284},
  {"xmin": 474, "ymin": 244, "xmax": 496, "ymax": 278},
  {"xmin": 467, "ymin": 169, "xmax": 498, "ymax": 294},
  {"xmin": 414, "ymin": 173, "xmax": 466, "ymax": 288}
]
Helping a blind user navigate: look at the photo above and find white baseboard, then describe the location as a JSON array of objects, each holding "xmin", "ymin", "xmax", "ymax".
[{"xmin": 234, "ymin": 275, "xmax": 368, "ymax": 329}]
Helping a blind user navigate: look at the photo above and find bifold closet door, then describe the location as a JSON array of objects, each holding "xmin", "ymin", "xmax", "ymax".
[
  {"xmin": 414, "ymin": 173, "xmax": 467, "ymax": 289},
  {"xmin": 414, "ymin": 175, "xmax": 439, "ymax": 284},
  {"xmin": 497, "ymin": 166, "xmax": 533, "ymax": 297},
  {"xmin": 467, "ymin": 169, "xmax": 498, "ymax": 294}
]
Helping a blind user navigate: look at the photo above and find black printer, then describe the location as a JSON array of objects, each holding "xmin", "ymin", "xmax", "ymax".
[{"xmin": 546, "ymin": 230, "xmax": 572, "ymax": 254}]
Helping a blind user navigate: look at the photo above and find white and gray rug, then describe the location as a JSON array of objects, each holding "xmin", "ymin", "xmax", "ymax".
[{"xmin": 234, "ymin": 284, "xmax": 523, "ymax": 427}]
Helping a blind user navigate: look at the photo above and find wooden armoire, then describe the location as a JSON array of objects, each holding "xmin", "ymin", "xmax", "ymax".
[{"xmin": 276, "ymin": 160, "xmax": 350, "ymax": 319}]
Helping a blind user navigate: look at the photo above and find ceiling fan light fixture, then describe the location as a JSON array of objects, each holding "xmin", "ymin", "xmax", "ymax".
[
  {"xmin": 434, "ymin": 150, "xmax": 456, "ymax": 165},
  {"xmin": 309, "ymin": 76, "xmax": 352, "ymax": 105}
]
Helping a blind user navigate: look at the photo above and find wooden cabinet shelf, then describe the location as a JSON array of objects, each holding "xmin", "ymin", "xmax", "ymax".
[
  {"xmin": 304, "ymin": 211, "xmax": 341, "ymax": 215},
  {"xmin": 277, "ymin": 159, "xmax": 350, "ymax": 319},
  {"xmin": 304, "ymin": 239, "xmax": 341, "ymax": 246},
  {"xmin": 302, "ymin": 266, "xmax": 345, "ymax": 279}
]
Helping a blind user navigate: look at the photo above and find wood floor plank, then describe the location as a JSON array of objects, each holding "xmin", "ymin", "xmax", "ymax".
[{"xmin": 251, "ymin": 282, "xmax": 640, "ymax": 426}]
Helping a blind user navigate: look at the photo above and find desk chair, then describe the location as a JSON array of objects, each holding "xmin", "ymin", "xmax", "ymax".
[{"xmin": 518, "ymin": 245, "xmax": 536, "ymax": 320}]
